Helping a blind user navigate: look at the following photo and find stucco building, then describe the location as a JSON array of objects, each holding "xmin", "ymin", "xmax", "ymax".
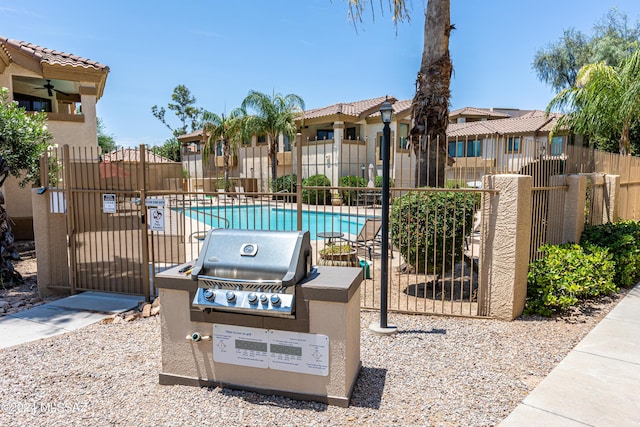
[{"xmin": 0, "ymin": 36, "xmax": 109, "ymax": 238}]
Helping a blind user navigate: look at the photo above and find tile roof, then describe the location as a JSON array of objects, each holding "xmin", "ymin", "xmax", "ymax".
[
  {"xmin": 102, "ymin": 148, "xmax": 174, "ymax": 163},
  {"xmin": 449, "ymin": 107, "xmax": 511, "ymax": 119},
  {"xmin": 302, "ymin": 96, "xmax": 398, "ymax": 120},
  {"xmin": 177, "ymin": 129, "xmax": 204, "ymax": 141},
  {"xmin": 0, "ymin": 36, "xmax": 109, "ymax": 71},
  {"xmin": 447, "ymin": 114, "xmax": 560, "ymax": 138}
]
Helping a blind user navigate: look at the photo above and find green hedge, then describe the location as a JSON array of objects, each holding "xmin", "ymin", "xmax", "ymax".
[
  {"xmin": 272, "ymin": 174, "xmax": 297, "ymax": 194},
  {"xmin": 374, "ymin": 175, "xmax": 393, "ymax": 188},
  {"xmin": 390, "ymin": 191, "xmax": 478, "ymax": 274},
  {"xmin": 580, "ymin": 220, "xmax": 640, "ymax": 288},
  {"xmin": 339, "ymin": 175, "xmax": 366, "ymax": 206},
  {"xmin": 525, "ymin": 244, "xmax": 617, "ymax": 316},
  {"xmin": 302, "ymin": 174, "xmax": 331, "ymax": 205}
]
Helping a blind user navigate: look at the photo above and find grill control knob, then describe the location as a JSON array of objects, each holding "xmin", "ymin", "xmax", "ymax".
[
  {"xmin": 226, "ymin": 291, "xmax": 236, "ymax": 303},
  {"xmin": 247, "ymin": 293, "xmax": 258, "ymax": 305},
  {"xmin": 259, "ymin": 294, "xmax": 269, "ymax": 305},
  {"xmin": 270, "ymin": 294, "xmax": 281, "ymax": 307},
  {"xmin": 203, "ymin": 289, "xmax": 215, "ymax": 301}
]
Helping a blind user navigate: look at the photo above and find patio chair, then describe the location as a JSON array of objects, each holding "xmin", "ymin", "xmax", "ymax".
[
  {"xmin": 235, "ymin": 186, "xmax": 249, "ymax": 202},
  {"xmin": 340, "ymin": 218, "xmax": 382, "ymax": 260},
  {"xmin": 216, "ymin": 189, "xmax": 234, "ymax": 204}
]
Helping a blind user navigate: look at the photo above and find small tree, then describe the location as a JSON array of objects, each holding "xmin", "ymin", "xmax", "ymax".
[
  {"xmin": 0, "ymin": 87, "xmax": 52, "ymax": 185},
  {"xmin": 0, "ymin": 86, "xmax": 53, "ymax": 287},
  {"xmin": 151, "ymin": 84, "xmax": 205, "ymax": 139},
  {"xmin": 151, "ymin": 137, "xmax": 181, "ymax": 162},
  {"xmin": 97, "ymin": 118, "xmax": 117, "ymax": 154}
]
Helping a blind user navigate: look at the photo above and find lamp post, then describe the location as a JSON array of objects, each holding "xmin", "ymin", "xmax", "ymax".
[
  {"xmin": 370, "ymin": 98, "xmax": 397, "ymax": 335},
  {"xmin": 361, "ymin": 164, "xmax": 365, "ymax": 181}
]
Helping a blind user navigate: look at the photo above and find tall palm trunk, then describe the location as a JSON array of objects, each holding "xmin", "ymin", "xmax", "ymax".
[
  {"xmin": 410, "ymin": 0, "xmax": 452, "ymax": 188},
  {"xmin": 269, "ymin": 134, "xmax": 278, "ymax": 192},
  {"xmin": 222, "ymin": 138, "xmax": 231, "ymax": 190}
]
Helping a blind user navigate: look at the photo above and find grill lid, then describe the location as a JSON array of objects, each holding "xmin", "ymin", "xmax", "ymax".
[{"xmin": 191, "ymin": 229, "xmax": 312, "ymax": 288}]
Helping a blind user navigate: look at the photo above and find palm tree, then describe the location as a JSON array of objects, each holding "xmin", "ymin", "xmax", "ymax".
[
  {"xmin": 547, "ymin": 49, "xmax": 640, "ymax": 155},
  {"xmin": 347, "ymin": 0, "xmax": 452, "ymax": 187},
  {"xmin": 202, "ymin": 108, "xmax": 247, "ymax": 191},
  {"xmin": 241, "ymin": 90, "xmax": 305, "ymax": 192}
]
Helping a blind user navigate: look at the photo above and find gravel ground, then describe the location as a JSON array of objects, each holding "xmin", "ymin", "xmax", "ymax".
[{"xmin": 0, "ymin": 245, "xmax": 628, "ymax": 426}]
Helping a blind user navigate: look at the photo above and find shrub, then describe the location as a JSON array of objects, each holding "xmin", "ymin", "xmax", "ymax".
[
  {"xmin": 580, "ymin": 220, "xmax": 640, "ymax": 287},
  {"xmin": 302, "ymin": 174, "xmax": 331, "ymax": 205},
  {"xmin": 390, "ymin": 191, "xmax": 478, "ymax": 274},
  {"xmin": 339, "ymin": 175, "xmax": 366, "ymax": 205},
  {"xmin": 374, "ymin": 175, "xmax": 393, "ymax": 188},
  {"xmin": 273, "ymin": 174, "xmax": 297, "ymax": 194},
  {"xmin": 525, "ymin": 244, "xmax": 617, "ymax": 316}
]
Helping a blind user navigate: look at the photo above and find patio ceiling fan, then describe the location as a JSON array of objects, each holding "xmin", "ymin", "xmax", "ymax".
[{"xmin": 36, "ymin": 80, "xmax": 70, "ymax": 97}]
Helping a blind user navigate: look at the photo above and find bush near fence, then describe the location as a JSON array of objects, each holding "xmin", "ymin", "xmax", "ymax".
[
  {"xmin": 339, "ymin": 175, "xmax": 365, "ymax": 206},
  {"xmin": 302, "ymin": 174, "xmax": 331, "ymax": 205},
  {"xmin": 580, "ymin": 220, "xmax": 640, "ymax": 288},
  {"xmin": 526, "ymin": 220, "xmax": 640, "ymax": 316},
  {"xmin": 525, "ymin": 244, "xmax": 617, "ymax": 316},
  {"xmin": 390, "ymin": 191, "xmax": 478, "ymax": 274}
]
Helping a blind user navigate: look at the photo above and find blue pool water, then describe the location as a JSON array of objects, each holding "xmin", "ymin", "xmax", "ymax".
[{"xmin": 180, "ymin": 206, "xmax": 367, "ymax": 240}]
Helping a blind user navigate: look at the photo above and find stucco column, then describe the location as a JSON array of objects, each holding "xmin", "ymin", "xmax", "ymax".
[
  {"xmin": 332, "ymin": 121, "xmax": 344, "ymax": 185},
  {"xmin": 32, "ymin": 188, "xmax": 69, "ymax": 298},
  {"xmin": 480, "ymin": 174, "xmax": 532, "ymax": 320}
]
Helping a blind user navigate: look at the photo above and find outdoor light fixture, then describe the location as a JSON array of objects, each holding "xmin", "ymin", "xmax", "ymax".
[
  {"xmin": 380, "ymin": 98, "xmax": 393, "ymax": 124},
  {"xmin": 370, "ymin": 97, "xmax": 397, "ymax": 335}
]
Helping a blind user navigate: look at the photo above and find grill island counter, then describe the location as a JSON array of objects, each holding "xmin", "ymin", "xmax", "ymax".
[{"xmin": 157, "ymin": 229, "xmax": 362, "ymax": 407}]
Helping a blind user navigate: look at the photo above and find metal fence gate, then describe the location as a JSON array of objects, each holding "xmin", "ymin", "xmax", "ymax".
[{"xmin": 55, "ymin": 145, "xmax": 149, "ymax": 298}]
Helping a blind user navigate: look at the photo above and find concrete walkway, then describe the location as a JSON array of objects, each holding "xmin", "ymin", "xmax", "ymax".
[
  {"xmin": 500, "ymin": 283, "xmax": 640, "ymax": 426},
  {"xmin": 0, "ymin": 292, "xmax": 142, "ymax": 350}
]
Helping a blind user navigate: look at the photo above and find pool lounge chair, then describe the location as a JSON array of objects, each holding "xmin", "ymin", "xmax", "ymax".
[
  {"xmin": 235, "ymin": 186, "xmax": 249, "ymax": 202},
  {"xmin": 340, "ymin": 218, "xmax": 382, "ymax": 260},
  {"xmin": 217, "ymin": 189, "xmax": 234, "ymax": 204}
]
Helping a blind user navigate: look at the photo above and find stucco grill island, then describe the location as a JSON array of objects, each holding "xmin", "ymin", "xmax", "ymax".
[{"xmin": 156, "ymin": 229, "xmax": 363, "ymax": 407}]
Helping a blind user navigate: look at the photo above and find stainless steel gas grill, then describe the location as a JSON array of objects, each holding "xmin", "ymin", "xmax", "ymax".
[
  {"xmin": 190, "ymin": 229, "xmax": 313, "ymax": 318},
  {"xmin": 156, "ymin": 228, "xmax": 363, "ymax": 407}
]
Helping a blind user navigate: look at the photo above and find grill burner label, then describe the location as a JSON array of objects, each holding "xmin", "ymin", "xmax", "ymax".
[{"xmin": 212, "ymin": 324, "xmax": 329, "ymax": 376}]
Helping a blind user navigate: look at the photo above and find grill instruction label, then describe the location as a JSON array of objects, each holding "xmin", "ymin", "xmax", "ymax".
[{"xmin": 213, "ymin": 324, "xmax": 329, "ymax": 376}]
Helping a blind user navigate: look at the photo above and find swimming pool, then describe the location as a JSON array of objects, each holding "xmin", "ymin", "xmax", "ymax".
[{"xmin": 180, "ymin": 205, "xmax": 367, "ymax": 240}]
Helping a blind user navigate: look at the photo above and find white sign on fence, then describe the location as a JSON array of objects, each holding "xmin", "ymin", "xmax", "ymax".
[
  {"xmin": 102, "ymin": 193, "xmax": 116, "ymax": 213},
  {"xmin": 145, "ymin": 198, "xmax": 165, "ymax": 207},
  {"xmin": 149, "ymin": 208, "xmax": 165, "ymax": 231}
]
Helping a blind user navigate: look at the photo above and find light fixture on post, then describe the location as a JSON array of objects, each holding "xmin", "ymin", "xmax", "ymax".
[
  {"xmin": 361, "ymin": 164, "xmax": 366, "ymax": 180},
  {"xmin": 370, "ymin": 97, "xmax": 397, "ymax": 335}
]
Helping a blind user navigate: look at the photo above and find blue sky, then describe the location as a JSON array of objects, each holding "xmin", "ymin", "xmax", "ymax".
[{"xmin": 2, "ymin": 0, "xmax": 640, "ymax": 148}]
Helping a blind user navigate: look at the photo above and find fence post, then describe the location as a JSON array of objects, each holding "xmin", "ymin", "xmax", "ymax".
[
  {"xmin": 480, "ymin": 174, "xmax": 532, "ymax": 320},
  {"xmin": 32, "ymin": 188, "xmax": 69, "ymax": 298}
]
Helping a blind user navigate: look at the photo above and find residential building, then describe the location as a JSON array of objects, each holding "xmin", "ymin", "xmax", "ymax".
[
  {"xmin": 0, "ymin": 36, "xmax": 109, "ymax": 238},
  {"xmin": 176, "ymin": 98, "xmax": 570, "ymax": 192}
]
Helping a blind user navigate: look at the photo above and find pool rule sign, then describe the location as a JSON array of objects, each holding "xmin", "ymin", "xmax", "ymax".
[
  {"xmin": 146, "ymin": 198, "xmax": 165, "ymax": 232},
  {"xmin": 102, "ymin": 193, "xmax": 116, "ymax": 213},
  {"xmin": 213, "ymin": 324, "xmax": 329, "ymax": 376}
]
